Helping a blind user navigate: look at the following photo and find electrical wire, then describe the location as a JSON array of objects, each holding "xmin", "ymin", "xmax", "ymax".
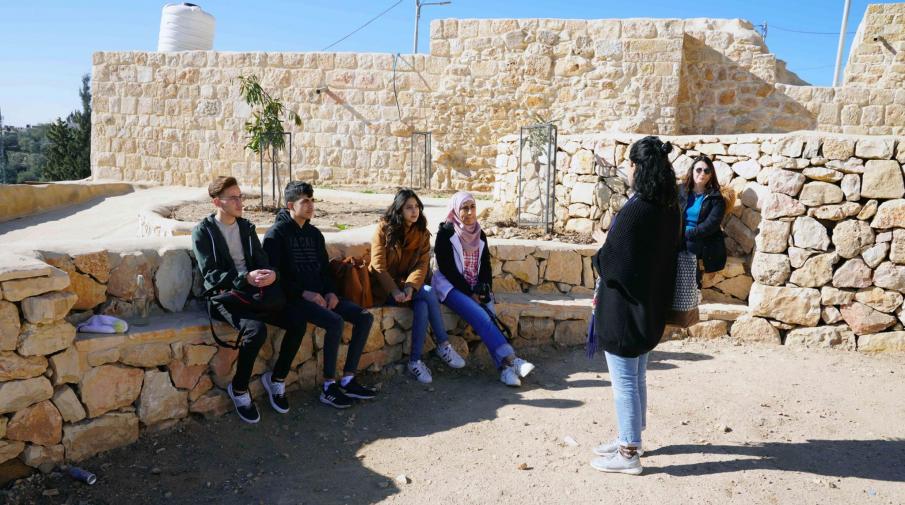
[
  {"xmin": 392, "ymin": 53, "xmax": 403, "ymax": 121},
  {"xmin": 321, "ymin": 0, "xmax": 405, "ymax": 51},
  {"xmin": 770, "ymin": 25, "xmax": 856, "ymax": 36}
]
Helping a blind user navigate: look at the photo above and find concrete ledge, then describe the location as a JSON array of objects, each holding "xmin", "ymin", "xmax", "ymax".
[{"xmin": 0, "ymin": 181, "xmax": 134, "ymax": 223}]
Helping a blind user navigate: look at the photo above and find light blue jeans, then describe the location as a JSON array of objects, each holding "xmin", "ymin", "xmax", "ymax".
[
  {"xmin": 387, "ymin": 284, "xmax": 449, "ymax": 362},
  {"xmin": 442, "ymin": 288, "xmax": 515, "ymax": 369},
  {"xmin": 604, "ymin": 351, "xmax": 649, "ymax": 446}
]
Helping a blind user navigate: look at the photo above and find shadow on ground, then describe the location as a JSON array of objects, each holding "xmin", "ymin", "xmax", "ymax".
[
  {"xmin": 645, "ymin": 439, "xmax": 905, "ymax": 482},
  {"xmin": 2, "ymin": 347, "xmax": 589, "ymax": 505}
]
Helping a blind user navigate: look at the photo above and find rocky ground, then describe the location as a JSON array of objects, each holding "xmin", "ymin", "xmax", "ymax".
[{"xmin": 2, "ymin": 340, "xmax": 904, "ymax": 505}]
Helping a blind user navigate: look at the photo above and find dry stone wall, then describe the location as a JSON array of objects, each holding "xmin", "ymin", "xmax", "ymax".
[
  {"xmin": 91, "ymin": 5, "xmax": 905, "ymax": 193},
  {"xmin": 0, "ymin": 237, "xmax": 592, "ymax": 473}
]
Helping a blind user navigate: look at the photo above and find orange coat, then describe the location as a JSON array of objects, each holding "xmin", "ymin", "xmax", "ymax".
[{"xmin": 369, "ymin": 221, "xmax": 431, "ymax": 306}]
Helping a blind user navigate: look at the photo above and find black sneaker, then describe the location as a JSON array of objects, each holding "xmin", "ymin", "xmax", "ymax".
[
  {"xmin": 319, "ymin": 383, "xmax": 353, "ymax": 409},
  {"xmin": 227, "ymin": 383, "xmax": 261, "ymax": 424},
  {"xmin": 262, "ymin": 372, "xmax": 289, "ymax": 414},
  {"xmin": 340, "ymin": 377, "xmax": 377, "ymax": 400}
]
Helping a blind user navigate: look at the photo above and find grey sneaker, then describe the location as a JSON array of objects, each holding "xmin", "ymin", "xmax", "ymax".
[
  {"xmin": 593, "ymin": 439, "xmax": 645, "ymax": 457},
  {"xmin": 591, "ymin": 453, "xmax": 642, "ymax": 475},
  {"xmin": 500, "ymin": 366, "xmax": 521, "ymax": 387},
  {"xmin": 407, "ymin": 360, "xmax": 433, "ymax": 384},
  {"xmin": 437, "ymin": 343, "xmax": 466, "ymax": 369},
  {"xmin": 511, "ymin": 357, "xmax": 535, "ymax": 378}
]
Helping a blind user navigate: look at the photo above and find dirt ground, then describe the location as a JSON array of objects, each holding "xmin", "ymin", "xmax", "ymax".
[
  {"xmin": 3, "ymin": 340, "xmax": 905, "ymax": 505},
  {"xmin": 173, "ymin": 199, "xmax": 389, "ymax": 232}
]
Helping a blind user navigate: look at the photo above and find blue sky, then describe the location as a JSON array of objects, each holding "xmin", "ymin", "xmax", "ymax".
[{"xmin": 0, "ymin": 0, "xmax": 897, "ymax": 126}]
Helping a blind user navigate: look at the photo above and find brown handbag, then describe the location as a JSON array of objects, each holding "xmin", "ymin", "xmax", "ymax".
[{"xmin": 329, "ymin": 255, "xmax": 374, "ymax": 308}]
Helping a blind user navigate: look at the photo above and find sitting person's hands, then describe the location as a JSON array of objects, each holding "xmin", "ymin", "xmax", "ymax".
[
  {"xmin": 247, "ymin": 269, "xmax": 275, "ymax": 287},
  {"xmin": 303, "ymin": 290, "xmax": 327, "ymax": 307},
  {"xmin": 324, "ymin": 292, "xmax": 339, "ymax": 310}
]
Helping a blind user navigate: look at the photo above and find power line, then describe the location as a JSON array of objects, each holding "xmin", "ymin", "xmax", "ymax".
[
  {"xmin": 770, "ymin": 25, "xmax": 855, "ymax": 36},
  {"xmin": 321, "ymin": 0, "xmax": 405, "ymax": 51}
]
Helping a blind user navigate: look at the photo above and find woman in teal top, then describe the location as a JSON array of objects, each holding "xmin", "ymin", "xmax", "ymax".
[{"xmin": 680, "ymin": 155, "xmax": 727, "ymax": 287}]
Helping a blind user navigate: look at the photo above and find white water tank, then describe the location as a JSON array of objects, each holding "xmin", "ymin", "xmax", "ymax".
[{"xmin": 157, "ymin": 3, "xmax": 216, "ymax": 51}]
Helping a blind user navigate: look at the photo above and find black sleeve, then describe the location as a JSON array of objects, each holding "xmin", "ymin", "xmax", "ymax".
[
  {"xmin": 435, "ymin": 227, "xmax": 474, "ymax": 296},
  {"xmin": 264, "ymin": 230, "xmax": 299, "ymax": 295},
  {"xmin": 686, "ymin": 196, "xmax": 726, "ymax": 241},
  {"xmin": 479, "ymin": 233, "xmax": 492, "ymax": 291},
  {"xmin": 317, "ymin": 231, "xmax": 336, "ymax": 295}
]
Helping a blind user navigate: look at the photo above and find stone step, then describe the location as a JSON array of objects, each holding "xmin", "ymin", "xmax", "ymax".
[
  {"xmin": 75, "ymin": 311, "xmax": 228, "ymax": 354},
  {"xmin": 76, "ymin": 293, "xmax": 594, "ymax": 354},
  {"xmin": 699, "ymin": 302, "xmax": 750, "ymax": 322}
]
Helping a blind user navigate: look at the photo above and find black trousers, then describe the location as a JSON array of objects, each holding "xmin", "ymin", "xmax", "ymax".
[{"xmin": 212, "ymin": 301, "xmax": 308, "ymax": 392}]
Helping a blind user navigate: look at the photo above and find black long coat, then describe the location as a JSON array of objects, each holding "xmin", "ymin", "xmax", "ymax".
[{"xmin": 593, "ymin": 196, "xmax": 681, "ymax": 358}]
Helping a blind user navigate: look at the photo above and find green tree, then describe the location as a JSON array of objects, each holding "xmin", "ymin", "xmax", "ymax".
[
  {"xmin": 44, "ymin": 118, "xmax": 79, "ymax": 181},
  {"xmin": 43, "ymin": 74, "xmax": 91, "ymax": 181}
]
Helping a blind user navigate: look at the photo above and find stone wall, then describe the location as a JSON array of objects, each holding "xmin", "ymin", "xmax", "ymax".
[
  {"xmin": 0, "ymin": 237, "xmax": 592, "ymax": 472},
  {"xmin": 90, "ymin": 4, "xmax": 905, "ymax": 193},
  {"xmin": 496, "ymin": 131, "xmax": 905, "ymax": 307},
  {"xmin": 844, "ymin": 3, "xmax": 905, "ymax": 90},
  {"xmin": 0, "ymin": 182, "xmax": 133, "ymax": 223}
]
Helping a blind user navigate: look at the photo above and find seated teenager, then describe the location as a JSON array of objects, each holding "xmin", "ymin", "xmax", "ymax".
[
  {"xmin": 192, "ymin": 176, "xmax": 307, "ymax": 423},
  {"xmin": 370, "ymin": 188, "xmax": 465, "ymax": 384},
  {"xmin": 263, "ymin": 181, "xmax": 377, "ymax": 409},
  {"xmin": 432, "ymin": 192, "xmax": 536, "ymax": 386}
]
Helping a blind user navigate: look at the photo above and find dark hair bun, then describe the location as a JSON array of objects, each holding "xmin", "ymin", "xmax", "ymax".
[{"xmin": 660, "ymin": 141, "xmax": 673, "ymax": 156}]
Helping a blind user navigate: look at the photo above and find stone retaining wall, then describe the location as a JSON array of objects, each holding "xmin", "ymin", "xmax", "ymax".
[
  {"xmin": 0, "ymin": 182, "xmax": 134, "ymax": 223},
  {"xmin": 0, "ymin": 237, "xmax": 593, "ymax": 473}
]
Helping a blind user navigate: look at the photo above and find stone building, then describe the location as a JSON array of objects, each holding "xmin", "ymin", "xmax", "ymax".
[{"xmin": 90, "ymin": 3, "xmax": 905, "ymax": 193}]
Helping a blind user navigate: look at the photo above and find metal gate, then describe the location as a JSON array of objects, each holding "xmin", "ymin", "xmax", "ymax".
[{"xmin": 517, "ymin": 123, "xmax": 557, "ymax": 232}]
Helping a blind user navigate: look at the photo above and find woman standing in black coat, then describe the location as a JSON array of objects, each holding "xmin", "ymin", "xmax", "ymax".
[
  {"xmin": 680, "ymin": 155, "xmax": 727, "ymax": 287},
  {"xmin": 589, "ymin": 136, "xmax": 680, "ymax": 475}
]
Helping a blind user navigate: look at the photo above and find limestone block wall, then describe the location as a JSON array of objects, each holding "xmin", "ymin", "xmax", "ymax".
[
  {"xmin": 91, "ymin": 6, "xmax": 905, "ymax": 193},
  {"xmin": 91, "ymin": 51, "xmax": 434, "ymax": 190},
  {"xmin": 844, "ymin": 3, "xmax": 905, "ymax": 90}
]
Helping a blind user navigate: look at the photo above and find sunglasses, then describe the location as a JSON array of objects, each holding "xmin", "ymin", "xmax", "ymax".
[{"xmin": 694, "ymin": 167, "xmax": 712, "ymax": 175}]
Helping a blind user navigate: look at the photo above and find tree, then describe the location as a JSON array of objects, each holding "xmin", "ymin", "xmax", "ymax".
[
  {"xmin": 238, "ymin": 74, "xmax": 301, "ymax": 206},
  {"xmin": 44, "ymin": 74, "xmax": 91, "ymax": 181},
  {"xmin": 44, "ymin": 118, "xmax": 79, "ymax": 181}
]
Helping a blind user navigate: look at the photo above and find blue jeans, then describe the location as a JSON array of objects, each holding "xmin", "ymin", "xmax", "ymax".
[
  {"xmin": 387, "ymin": 285, "xmax": 449, "ymax": 362},
  {"xmin": 442, "ymin": 288, "xmax": 514, "ymax": 369},
  {"xmin": 604, "ymin": 351, "xmax": 649, "ymax": 447}
]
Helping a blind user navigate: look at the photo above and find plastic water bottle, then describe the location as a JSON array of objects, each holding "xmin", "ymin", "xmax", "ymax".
[{"xmin": 133, "ymin": 274, "xmax": 150, "ymax": 326}]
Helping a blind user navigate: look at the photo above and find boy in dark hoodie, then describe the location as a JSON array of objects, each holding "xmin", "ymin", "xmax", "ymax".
[
  {"xmin": 263, "ymin": 181, "xmax": 377, "ymax": 409},
  {"xmin": 192, "ymin": 176, "xmax": 308, "ymax": 424}
]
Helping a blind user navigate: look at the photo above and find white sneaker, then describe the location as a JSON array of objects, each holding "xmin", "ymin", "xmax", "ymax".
[
  {"xmin": 407, "ymin": 360, "xmax": 433, "ymax": 384},
  {"xmin": 438, "ymin": 343, "xmax": 466, "ymax": 369},
  {"xmin": 590, "ymin": 452, "xmax": 642, "ymax": 475},
  {"xmin": 511, "ymin": 357, "xmax": 535, "ymax": 378},
  {"xmin": 500, "ymin": 366, "xmax": 521, "ymax": 386},
  {"xmin": 593, "ymin": 439, "xmax": 644, "ymax": 457}
]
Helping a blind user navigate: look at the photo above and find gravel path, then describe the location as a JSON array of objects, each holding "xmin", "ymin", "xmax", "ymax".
[{"xmin": 4, "ymin": 340, "xmax": 904, "ymax": 505}]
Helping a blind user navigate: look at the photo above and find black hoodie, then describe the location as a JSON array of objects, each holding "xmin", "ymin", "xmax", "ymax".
[{"xmin": 263, "ymin": 209, "xmax": 336, "ymax": 297}]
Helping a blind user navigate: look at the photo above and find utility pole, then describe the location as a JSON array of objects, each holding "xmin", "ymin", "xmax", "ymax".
[
  {"xmin": 832, "ymin": 0, "xmax": 852, "ymax": 87},
  {"xmin": 413, "ymin": 0, "xmax": 451, "ymax": 53},
  {"xmin": 0, "ymin": 107, "xmax": 5, "ymax": 185}
]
